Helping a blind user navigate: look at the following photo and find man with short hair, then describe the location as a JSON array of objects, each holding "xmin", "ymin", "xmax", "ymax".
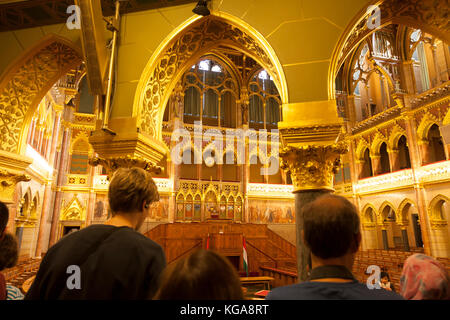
[
  {"xmin": 266, "ymin": 194, "xmax": 403, "ymax": 300},
  {"xmin": 26, "ymin": 167, "xmax": 166, "ymax": 299}
]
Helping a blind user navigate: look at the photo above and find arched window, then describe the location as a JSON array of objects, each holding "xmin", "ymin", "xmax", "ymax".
[
  {"xmin": 222, "ymin": 151, "xmax": 239, "ymax": 182},
  {"xmin": 428, "ymin": 124, "xmax": 446, "ymax": 163},
  {"xmin": 361, "ymin": 148, "xmax": 373, "ymax": 179},
  {"xmin": 398, "ymin": 135, "xmax": 411, "ymax": 169},
  {"xmin": 180, "ymin": 149, "xmax": 197, "ymax": 180},
  {"xmin": 248, "ymin": 70, "xmax": 281, "ymax": 129},
  {"xmin": 379, "ymin": 142, "xmax": 391, "ymax": 174},
  {"xmin": 70, "ymin": 138, "xmax": 90, "ymax": 174},
  {"xmin": 183, "ymin": 58, "xmax": 238, "ymax": 127}
]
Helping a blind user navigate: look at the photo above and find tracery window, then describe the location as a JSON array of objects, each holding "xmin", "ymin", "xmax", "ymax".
[
  {"xmin": 248, "ymin": 70, "xmax": 281, "ymax": 129},
  {"xmin": 183, "ymin": 58, "xmax": 238, "ymax": 128}
]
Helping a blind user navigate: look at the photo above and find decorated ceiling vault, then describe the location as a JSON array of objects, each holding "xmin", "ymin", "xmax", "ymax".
[{"xmin": 0, "ymin": 0, "xmax": 448, "ymax": 266}]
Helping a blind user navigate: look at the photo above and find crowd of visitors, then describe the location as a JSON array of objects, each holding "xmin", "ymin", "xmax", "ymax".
[{"xmin": 0, "ymin": 168, "xmax": 448, "ymax": 300}]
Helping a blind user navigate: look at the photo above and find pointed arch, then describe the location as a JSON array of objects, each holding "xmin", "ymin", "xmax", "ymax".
[
  {"xmin": 133, "ymin": 13, "xmax": 288, "ymax": 141},
  {"xmin": 361, "ymin": 203, "xmax": 377, "ymax": 226},
  {"xmin": 329, "ymin": 0, "xmax": 450, "ymax": 99},
  {"xmin": 428, "ymin": 194, "xmax": 450, "ymax": 224},
  {"xmin": 356, "ymin": 138, "xmax": 370, "ymax": 160},
  {"xmin": 443, "ymin": 108, "xmax": 450, "ymax": 125},
  {"xmin": 417, "ymin": 113, "xmax": 439, "ymax": 142},
  {"xmin": 0, "ymin": 34, "xmax": 82, "ymax": 154},
  {"xmin": 397, "ymin": 198, "xmax": 416, "ymax": 223},
  {"xmin": 371, "ymin": 132, "xmax": 389, "ymax": 156},
  {"xmin": 379, "ymin": 201, "xmax": 396, "ymax": 223},
  {"xmin": 389, "ymin": 124, "xmax": 407, "ymax": 151}
]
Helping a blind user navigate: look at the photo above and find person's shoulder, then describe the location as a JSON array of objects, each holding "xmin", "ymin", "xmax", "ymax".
[
  {"xmin": 112, "ymin": 227, "xmax": 164, "ymax": 252},
  {"xmin": 353, "ymin": 282, "xmax": 404, "ymax": 300},
  {"xmin": 6, "ymin": 284, "xmax": 24, "ymax": 300},
  {"xmin": 266, "ymin": 282, "xmax": 309, "ymax": 300}
]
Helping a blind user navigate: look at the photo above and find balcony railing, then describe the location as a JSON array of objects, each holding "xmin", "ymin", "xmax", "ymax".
[
  {"xmin": 247, "ymin": 183, "xmax": 294, "ymax": 199},
  {"xmin": 355, "ymin": 169, "xmax": 414, "ymax": 194},
  {"xmin": 93, "ymin": 175, "xmax": 173, "ymax": 193}
]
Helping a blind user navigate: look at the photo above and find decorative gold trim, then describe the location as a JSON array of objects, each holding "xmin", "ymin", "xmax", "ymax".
[{"xmin": 280, "ymin": 143, "xmax": 348, "ymax": 192}]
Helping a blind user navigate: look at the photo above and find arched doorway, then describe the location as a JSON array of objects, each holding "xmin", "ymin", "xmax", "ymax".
[
  {"xmin": 428, "ymin": 195, "xmax": 450, "ymax": 258},
  {"xmin": 362, "ymin": 205, "xmax": 378, "ymax": 249}
]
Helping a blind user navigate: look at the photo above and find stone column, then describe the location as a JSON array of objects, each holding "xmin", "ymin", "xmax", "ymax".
[
  {"xmin": 371, "ymin": 155, "xmax": 381, "ymax": 176},
  {"xmin": 34, "ymin": 181, "xmax": 52, "ymax": 257},
  {"xmin": 381, "ymin": 227, "xmax": 389, "ymax": 250},
  {"xmin": 418, "ymin": 141, "xmax": 431, "ymax": 165},
  {"xmin": 400, "ymin": 226, "xmax": 410, "ymax": 252},
  {"xmin": 48, "ymin": 110, "xmax": 73, "ymax": 247},
  {"xmin": 401, "ymin": 61, "xmax": 416, "ymax": 94},
  {"xmin": 34, "ymin": 109, "xmax": 62, "ymax": 256},
  {"xmin": 431, "ymin": 44, "xmax": 442, "ymax": 85},
  {"xmin": 389, "ymin": 150, "xmax": 400, "ymax": 172},
  {"xmin": 279, "ymin": 135, "xmax": 347, "ymax": 281}
]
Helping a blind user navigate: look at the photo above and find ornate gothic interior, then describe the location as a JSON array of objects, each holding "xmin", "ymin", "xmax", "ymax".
[{"xmin": 0, "ymin": 0, "xmax": 449, "ymax": 295}]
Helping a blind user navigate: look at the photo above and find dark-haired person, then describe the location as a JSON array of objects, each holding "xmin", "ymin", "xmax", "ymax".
[
  {"xmin": 25, "ymin": 167, "xmax": 166, "ymax": 299},
  {"xmin": 0, "ymin": 201, "xmax": 24, "ymax": 300},
  {"xmin": 379, "ymin": 271, "xmax": 396, "ymax": 292},
  {"xmin": 266, "ymin": 194, "xmax": 403, "ymax": 300},
  {"xmin": 0, "ymin": 201, "xmax": 9, "ymax": 300},
  {"xmin": 154, "ymin": 249, "xmax": 244, "ymax": 300},
  {"xmin": 0, "ymin": 233, "xmax": 24, "ymax": 300}
]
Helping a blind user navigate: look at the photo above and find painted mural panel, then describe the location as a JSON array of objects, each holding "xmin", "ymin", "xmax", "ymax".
[{"xmin": 248, "ymin": 199, "xmax": 295, "ymax": 224}]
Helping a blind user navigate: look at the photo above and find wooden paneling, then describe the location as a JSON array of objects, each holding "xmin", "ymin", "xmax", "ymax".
[{"xmin": 145, "ymin": 222, "xmax": 297, "ymax": 273}]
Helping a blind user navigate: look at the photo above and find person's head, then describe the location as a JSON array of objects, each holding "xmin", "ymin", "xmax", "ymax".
[
  {"xmin": 302, "ymin": 194, "xmax": 361, "ymax": 263},
  {"xmin": 0, "ymin": 201, "xmax": 9, "ymax": 237},
  {"xmin": 380, "ymin": 272, "xmax": 390, "ymax": 284},
  {"xmin": 0, "ymin": 233, "xmax": 18, "ymax": 271},
  {"xmin": 400, "ymin": 253, "xmax": 450, "ymax": 300},
  {"xmin": 108, "ymin": 167, "xmax": 160, "ymax": 229},
  {"xmin": 154, "ymin": 249, "xmax": 244, "ymax": 300}
]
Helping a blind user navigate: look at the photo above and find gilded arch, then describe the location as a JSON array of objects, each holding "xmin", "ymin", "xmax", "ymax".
[
  {"xmin": 379, "ymin": 200, "xmax": 396, "ymax": 223},
  {"xmin": 428, "ymin": 194, "xmax": 449, "ymax": 228},
  {"xmin": 388, "ymin": 124, "xmax": 407, "ymax": 151},
  {"xmin": 371, "ymin": 131, "xmax": 389, "ymax": 156},
  {"xmin": 361, "ymin": 203, "xmax": 377, "ymax": 226},
  {"xmin": 133, "ymin": 14, "xmax": 288, "ymax": 141},
  {"xmin": 329, "ymin": 0, "xmax": 450, "ymax": 99},
  {"xmin": 0, "ymin": 34, "xmax": 82, "ymax": 154},
  {"xmin": 356, "ymin": 138, "xmax": 370, "ymax": 161},
  {"xmin": 397, "ymin": 198, "xmax": 416, "ymax": 224},
  {"xmin": 443, "ymin": 108, "xmax": 450, "ymax": 125},
  {"xmin": 416, "ymin": 113, "xmax": 439, "ymax": 143}
]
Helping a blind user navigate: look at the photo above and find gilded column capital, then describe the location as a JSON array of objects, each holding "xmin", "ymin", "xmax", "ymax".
[
  {"xmin": 0, "ymin": 169, "xmax": 31, "ymax": 203},
  {"xmin": 89, "ymin": 117, "xmax": 168, "ymax": 177},
  {"xmin": 279, "ymin": 143, "xmax": 348, "ymax": 192},
  {"xmin": 429, "ymin": 218, "xmax": 447, "ymax": 229},
  {"xmin": 0, "ymin": 150, "xmax": 32, "ymax": 202},
  {"xmin": 89, "ymin": 155, "xmax": 162, "ymax": 178}
]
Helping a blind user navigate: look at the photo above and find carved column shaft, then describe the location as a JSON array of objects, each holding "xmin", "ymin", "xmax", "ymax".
[
  {"xmin": 280, "ymin": 143, "xmax": 347, "ymax": 281},
  {"xmin": 49, "ymin": 106, "xmax": 74, "ymax": 247},
  {"xmin": 371, "ymin": 155, "xmax": 381, "ymax": 176}
]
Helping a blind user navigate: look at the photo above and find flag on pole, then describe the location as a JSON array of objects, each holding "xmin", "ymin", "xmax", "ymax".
[
  {"xmin": 206, "ymin": 233, "xmax": 210, "ymax": 250},
  {"xmin": 243, "ymin": 236, "xmax": 248, "ymax": 277}
]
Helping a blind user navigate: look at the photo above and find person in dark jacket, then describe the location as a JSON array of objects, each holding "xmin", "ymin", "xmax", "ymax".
[
  {"xmin": 25, "ymin": 167, "xmax": 166, "ymax": 300},
  {"xmin": 266, "ymin": 194, "xmax": 403, "ymax": 300}
]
